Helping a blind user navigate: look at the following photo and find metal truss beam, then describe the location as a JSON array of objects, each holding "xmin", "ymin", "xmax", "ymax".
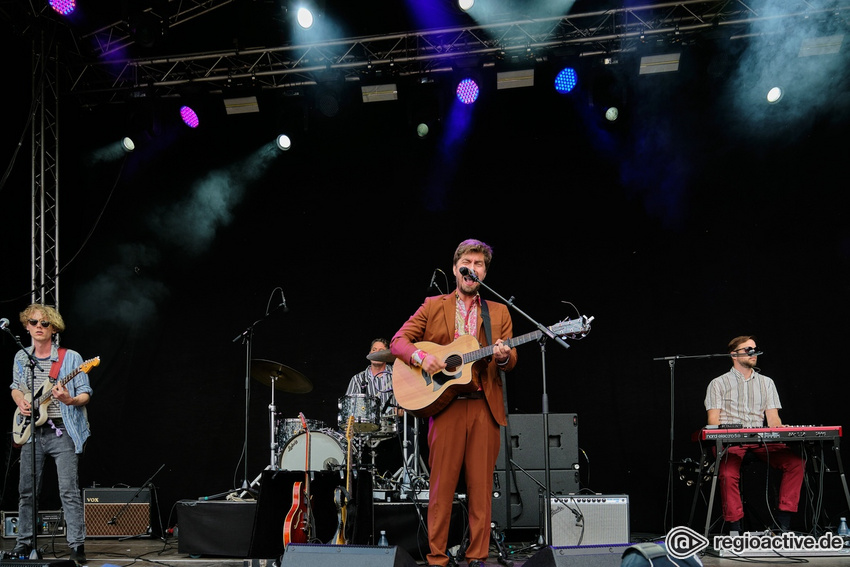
[
  {"xmin": 31, "ymin": 32, "xmax": 61, "ymax": 308},
  {"xmin": 66, "ymin": 1, "xmax": 849, "ymax": 106}
]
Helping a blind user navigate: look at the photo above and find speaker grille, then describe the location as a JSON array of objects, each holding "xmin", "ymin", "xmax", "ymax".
[
  {"xmin": 83, "ymin": 503, "xmax": 150, "ymax": 537},
  {"xmin": 550, "ymin": 495, "xmax": 630, "ymax": 546}
]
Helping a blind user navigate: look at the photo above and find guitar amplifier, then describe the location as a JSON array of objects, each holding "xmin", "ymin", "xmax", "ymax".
[{"xmin": 83, "ymin": 488, "xmax": 151, "ymax": 538}]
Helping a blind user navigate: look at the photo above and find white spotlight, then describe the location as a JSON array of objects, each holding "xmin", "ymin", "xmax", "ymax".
[
  {"xmin": 766, "ymin": 86, "xmax": 783, "ymax": 104},
  {"xmin": 276, "ymin": 134, "xmax": 292, "ymax": 151},
  {"xmin": 605, "ymin": 107, "xmax": 619, "ymax": 122},
  {"xmin": 458, "ymin": 0, "xmax": 474, "ymax": 11},
  {"xmin": 296, "ymin": 7, "xmax": 314, "ymax": 29},
  {"xmin": 122, "ymin": 137, "xmax": 136, "ymax": 153}
]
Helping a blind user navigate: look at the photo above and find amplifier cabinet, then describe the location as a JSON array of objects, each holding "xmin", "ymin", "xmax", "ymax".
[
  {"xmin": 83, "ymin": 488, "xmax": 151, "ymax": 538},
  {"xmin": 550, "ymin": 494, "xmax": 630, "ymax": 546},
  {"xmin": 1, "ymin": 510, "xmax": 65, "ymax": 539}
]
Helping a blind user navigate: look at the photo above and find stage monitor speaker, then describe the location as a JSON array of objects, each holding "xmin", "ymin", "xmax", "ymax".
[
  {"xmin": 522, "ymin": 544, "xmax": 632, "ymax": 567},
  {"xmin": 280, "ymin": 543, "xmax": 418, "ymax": 567},
  {"xmin": 550, "ymin": 495, "xmax": 630, "ymax": 546},
  {"xmin": 82, "ymin": 487, "xmax": 151, "ymax": 538},
  {"xmin": 496, "ymin": 413, "xmax": 579, "ymax": 471}
]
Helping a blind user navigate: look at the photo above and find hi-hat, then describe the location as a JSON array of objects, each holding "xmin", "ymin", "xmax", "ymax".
[
  {"xmin": 367, "ymin": 349, "xmax": 396, "ymax": 363},
  {"xmin": 251, "ymin": 359, "xmax": 312, "ymax": 393}
]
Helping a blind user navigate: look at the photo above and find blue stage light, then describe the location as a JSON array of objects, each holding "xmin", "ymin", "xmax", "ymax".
[
  {"xmin": 554, "ymin": 67, "xmax": 578, "ymax": 94},
  {"xmin": 456, "ymin": 78, "xmax": 480, "ymax": 105},
  {"xmin": 179, "ymin": 106, "xmax": 200, "ymax": 128}
]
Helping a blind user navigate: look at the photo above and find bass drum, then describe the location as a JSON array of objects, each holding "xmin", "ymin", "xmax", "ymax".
[{"xmin": 279, "ymin": 430, "xmax": 346, "ymax": 472}]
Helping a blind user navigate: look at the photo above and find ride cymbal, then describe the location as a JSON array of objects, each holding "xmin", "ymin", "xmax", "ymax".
[{"xmin": 251, "ymin": 359, "xmax": 313, "ymax": 393}]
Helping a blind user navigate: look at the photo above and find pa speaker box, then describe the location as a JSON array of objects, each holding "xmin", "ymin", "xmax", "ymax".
[
  {"xmin": 492, "ymin": 469, "xmax": 579, "ymax": 529},
  {"xmin": 82, "ymin": 487, "xmax": 151, "ymax": 537},
  {"xmin": 280, "ymin": 543, "xmax": 418, "ymax": 567},
  {"xmin": 522, "ymin": 544, "xmax": 632, "ymax": 567},
  {"xmin": 550, "ymin": 495, "xmax": 629, "ymax": 546},
  {"xmin": 496, "ymin": 413, "xmax": 579, "ymax": 470}
]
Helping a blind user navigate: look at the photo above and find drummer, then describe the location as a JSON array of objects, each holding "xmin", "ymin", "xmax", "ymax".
[{"xmin": 345, "ymin": 338, "xmax": 397, "ymax": 419}]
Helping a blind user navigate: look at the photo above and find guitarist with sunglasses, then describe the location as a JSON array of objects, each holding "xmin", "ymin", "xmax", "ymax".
[
  {"xmin": 390, "ymin": 239, "xmax": 516, "ymax": 567},
  {"xmin": 8, "ymin": 304, "xmax": 93, "ymax": 566}
]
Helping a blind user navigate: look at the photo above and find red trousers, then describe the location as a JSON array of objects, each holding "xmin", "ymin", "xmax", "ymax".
[
  {"xmin": 426, "ymin": 398, "xmax": 501, "ymax": 567},
  {"xmin": 718, "ymin": 443, "xmax": 805, "ymax": 522}
]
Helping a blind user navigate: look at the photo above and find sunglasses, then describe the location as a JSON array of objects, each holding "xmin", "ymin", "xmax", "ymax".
[{"xmin": 27, "ymin": 319, "xmax": 51, "ymax": 328}]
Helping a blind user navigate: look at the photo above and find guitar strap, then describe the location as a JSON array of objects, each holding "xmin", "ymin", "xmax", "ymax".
[
  {"xmin": 480, "ymin": 300, "xmax": 517, "ymax": 530},
  {"xmin": 49, "ymin": 348, "xmax": 68, "ymax": 381}
]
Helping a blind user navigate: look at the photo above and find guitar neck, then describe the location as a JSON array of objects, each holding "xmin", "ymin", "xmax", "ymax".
[
  {"xmin": 35, "ymin": 369, "xmax": 81, "ymax": 406},
  {"xmin": 462, "ymin": 329, "xmax": 541, "ymax": 364}
]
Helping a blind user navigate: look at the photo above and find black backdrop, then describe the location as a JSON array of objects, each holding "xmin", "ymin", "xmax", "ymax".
[{"xmin": 1, "ymin": 4, "xmax": 849, "ymax": 542}]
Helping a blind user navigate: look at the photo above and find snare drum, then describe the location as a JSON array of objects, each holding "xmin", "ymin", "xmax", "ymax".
[
  {"xmin": 338, "ymin": 394, "xmax": 380, "ymax": 433},
  {"xmin": 279, "ymin": 429, "xmax": 346, "ymax": 471},
  {"xmin": 371, "ymin": 414, "xmax": 398, "ymax": 438},
  {"xmin": 277, "ymin": 417, "xmax": 326, "ymax": 448}
]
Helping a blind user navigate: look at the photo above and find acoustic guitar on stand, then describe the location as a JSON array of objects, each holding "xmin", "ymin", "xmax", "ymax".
[
  {"xmin": 392, "ymin": 316, "xmax": 592, "ymax": 418},
  {"xmin": 12, "ymin": 356, "xmax": 100, "ymax": 446},
  {"xmin": 283, "ymin": 412, "xmax": 314, "ymax": 548}
]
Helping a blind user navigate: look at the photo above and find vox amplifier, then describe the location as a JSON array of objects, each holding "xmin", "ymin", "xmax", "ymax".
[{"xmin": 83, "ymin": 488, "xmax": 151, "ymax": 538}]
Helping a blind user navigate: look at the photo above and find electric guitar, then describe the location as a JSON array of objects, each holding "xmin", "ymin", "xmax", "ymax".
[
  {"xmin": 283, "ymin": 413, "xmax": 313, "ymax": 548},
  {"xmin": 330, "ymin": 415, "xmax": 354, "ymax": 545},
  {"xmin": 392, "ymin": 316, "xmax": 592, "ymax": 418},
  {"xmin": 12, "ymin": 356, "xmax": 100, "ymax": 445}
]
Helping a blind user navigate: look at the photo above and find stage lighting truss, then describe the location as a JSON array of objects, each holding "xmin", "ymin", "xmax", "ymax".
[{"xmin": 61, "ymin": 1, "xmax": 847, "ymax": 108}]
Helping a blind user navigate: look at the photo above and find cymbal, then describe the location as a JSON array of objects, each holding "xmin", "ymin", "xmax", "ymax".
[
  {"xmin": 366, "ymin": 349, "xmax": 396, "ymax": 363},
  {"xmin": 251, "ymin": 359, "xmax": 313, "ymax": 393}
]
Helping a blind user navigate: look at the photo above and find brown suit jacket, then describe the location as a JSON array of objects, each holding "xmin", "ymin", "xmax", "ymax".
[{"xmin": 391, "ymin": 292, "xmax": 517, "ymax": 426}]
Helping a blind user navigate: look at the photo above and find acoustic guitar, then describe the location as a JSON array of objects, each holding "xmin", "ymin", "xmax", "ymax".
[
  {"xmin": 391, "ymin": 316, "xmax": 592, "ymax": 418},
  {"xmin": 12, "ymin": 356, "xmax": 100, "ymax": 445},
  {"xmin": 283, "ymin": 412, "xmax": 313, "ymax": 548},
  {"xmin": 330, "ymin": 415, "xmax": 354, "ymax": 545}
]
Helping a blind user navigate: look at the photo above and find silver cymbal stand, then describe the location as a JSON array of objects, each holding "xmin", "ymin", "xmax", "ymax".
[{"xmin": 392, "ymin": 411, "xmax": 429, "ymax": 498}]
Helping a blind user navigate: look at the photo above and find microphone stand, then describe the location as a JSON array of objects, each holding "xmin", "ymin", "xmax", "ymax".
[
  {"xmin": 652, "ymin": 351, "xmax": 735, "ymax": 531},
  {"xmin": 4, "ymin": 326, "xmax": 45, "ymax": 560},
  {"xmin": 232, "ymin": 300, "xmax": 289, "ymax": 492},
  {"xmin": 469, "ymin": 274, "xmax": 573, "ymax": 546}
]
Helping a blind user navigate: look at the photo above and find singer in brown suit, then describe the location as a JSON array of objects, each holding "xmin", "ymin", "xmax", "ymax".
[{"xmin": 391, "ymin": 238, "xmax": 517, "ymax": 567}]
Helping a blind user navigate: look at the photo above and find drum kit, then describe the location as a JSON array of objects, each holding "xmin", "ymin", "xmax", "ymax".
[{"xmin": 250, "ymin": 353, "xmax": 429, "ymax": 497}]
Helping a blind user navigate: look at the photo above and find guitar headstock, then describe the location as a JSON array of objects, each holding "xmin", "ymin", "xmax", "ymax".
[
  {"xmin": 345, "ymin": 415, "xmax": 355, "ymax": 441},
  {"xmin": 81, "ymin": 357, "xmax": 101, "ymax": 374},
  {"xmin": 550, "ymin": 315, "xmax": 594, "ymax": 339}
]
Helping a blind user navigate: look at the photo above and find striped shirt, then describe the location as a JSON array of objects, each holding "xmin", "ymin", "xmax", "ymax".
[{"xmin": 704, "ymin": 367, "xmax": 782, "ymax": 428}]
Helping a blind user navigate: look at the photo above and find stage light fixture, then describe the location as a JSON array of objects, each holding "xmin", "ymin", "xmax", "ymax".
[
  {"xmin": 456, "ymin": 78, "xmax": 480, "ymax": 105},
  {"xmin": 605, "ymin": 107, "xmax": 620, "ymax": 122},
  {"xmin": 179, "ymin": 105, "xmax": 200, "ymax": 128},
  {"xmin": 296, "ymin": 6, "xmax": 314, "ymax": 29},
  {"xmin": 48, "ymin": 0, "xmax": 76, "ymax": 16},
  {"xmin": 458, "ymin": 0, "xmax": 474, "ymax": 11},
  {"xmin": 766, "ymin": 86, "xmax": 783, "ymax": 104},
  {"xmin": 122, "ymin": 137, "xmax": 136, "ymax": 153},
  {"xmin": 276, "ymin": 134, "xmax": 292, "ymax": 151},
  {"xmin": 554, "ymin": 67, "xmax": 578, "ymax": 94}
]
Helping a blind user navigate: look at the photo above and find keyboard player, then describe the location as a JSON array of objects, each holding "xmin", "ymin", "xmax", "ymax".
[{"xmin": 704, "ymin": 335, "xmax": 804, "ymax": 534}]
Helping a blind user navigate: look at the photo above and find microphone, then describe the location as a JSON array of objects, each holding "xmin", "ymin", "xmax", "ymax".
[
  {"xmin": 459, "ymin": 266, "xmax": 479, "ymax": 281},
  {"xmin": 746, "ymin": 347, "xmax": 763, "ymax": 356},
  {"xmin": 0, "ymin": 318, "xmax": 9, "ymax": 331},
  {"xmin": 428, "ymin": 270, "xmax": 437, "ymax": 290}
]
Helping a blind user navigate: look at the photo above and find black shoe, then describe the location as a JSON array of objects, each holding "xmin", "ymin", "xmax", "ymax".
[
  {"xmin": 728, "ymin": 520, "xmax": 741, "ymax": 535},
  {"xmin": 777, "ymin": 511, "xmax": 793, "ymax": 532},
  {"xmin": 11, "ymin": 542, "xmax": 32, "ymax": 558},
  {"xmin": 70, "ymin": 544, "xmax": 87, "ymax": 566}
]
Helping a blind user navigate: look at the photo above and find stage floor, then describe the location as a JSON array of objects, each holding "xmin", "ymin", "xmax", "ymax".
[{"xmin": 3, "ymin": 537, "xmax": 850, "ymax": 567}]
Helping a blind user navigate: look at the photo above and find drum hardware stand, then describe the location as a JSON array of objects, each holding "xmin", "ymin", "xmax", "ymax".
[{"xmin": 392, "ymin": 412, "xmax": 429, "ymax": 499}]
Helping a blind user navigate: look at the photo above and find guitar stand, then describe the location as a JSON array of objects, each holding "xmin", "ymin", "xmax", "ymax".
[{"xmin": 391, "ymin": 413, "xmax": 429, "ymax": 498}]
